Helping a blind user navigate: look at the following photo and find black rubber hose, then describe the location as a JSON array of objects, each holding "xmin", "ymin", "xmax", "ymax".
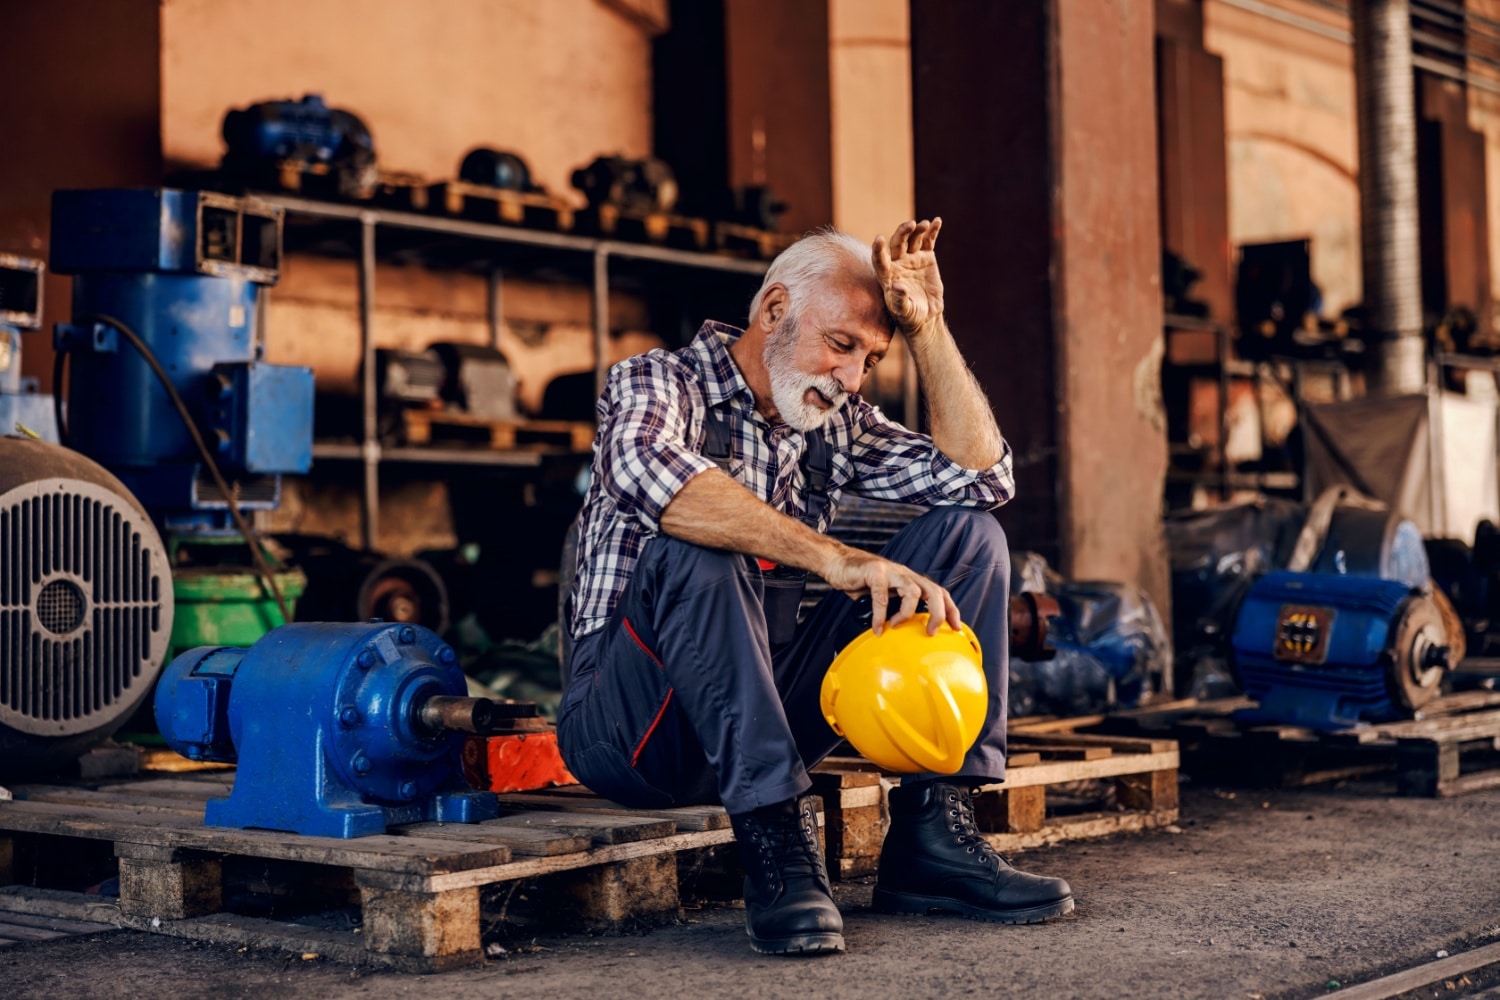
[{"xmin": 67, "ymin": 313, "xmax": 290, "ymax": 622}]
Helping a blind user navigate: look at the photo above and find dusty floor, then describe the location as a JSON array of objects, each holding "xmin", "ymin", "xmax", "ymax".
[{"xmin": 5, "ymin": 780, "xmax": 1500, "ymax": 1000}]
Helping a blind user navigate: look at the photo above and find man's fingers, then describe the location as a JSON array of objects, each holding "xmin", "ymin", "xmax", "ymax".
[
  {"xmin": 890, "ymin": 583, "xmax": 922, "ymax": 629},
  {"xmin": 888, "ymin": 221, "xmax": 915, "ymax": 260},
  {"xmin": 872, "ymin": 234, "xmax": 892, "ymax": 279},
  {"xmin": 905, "ymin": 221, "xmax": 928, "ymax": 256},
  {"xmin": 924, "ymin": 217, "xmax": 942, "ymax": 252},
  {"xmin": 867, "ymin": 566, "xmax": 890, "ymax": 635}
]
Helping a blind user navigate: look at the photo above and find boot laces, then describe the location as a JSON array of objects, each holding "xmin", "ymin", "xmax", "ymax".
[
  {"xmin": 750, "ymin": 801, "xmax": 823, "ymax": 884},
  {"xmin": 944, "ymin": 786, "xmax": 1005, "ymax": 871}
]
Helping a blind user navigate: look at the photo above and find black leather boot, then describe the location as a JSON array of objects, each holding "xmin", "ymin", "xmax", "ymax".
[
  {"xmin": 730, "ymin": 796, "xmax": 845, "ymax": 955},
  {"xmin": 873, "ymin": 781, "xmax": 1075, "ymax": 923}
]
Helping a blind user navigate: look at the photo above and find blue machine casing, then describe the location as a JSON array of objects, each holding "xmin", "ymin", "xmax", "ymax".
[
  {"xmin": 155, "ymin": 622, "xmax": 498, "ymax": 838},
  {"xmin": 50, "ymin": 188, "xmax": 312, "ymax": 530},
  {"xmin": 1232, "ymin": 571, "xmax": 1418, "ymax": 730}
]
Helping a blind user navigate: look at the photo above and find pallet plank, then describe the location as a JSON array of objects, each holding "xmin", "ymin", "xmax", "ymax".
[
  {"xmin": 0, "ymin": 800, "xmax": 508, "ymax": 874},
  {"xmin": 495, "ymin": 792, "xmax": 731, "ymax": 832}
]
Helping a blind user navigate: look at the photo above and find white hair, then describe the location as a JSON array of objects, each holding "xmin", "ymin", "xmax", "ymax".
[{"xmin": 748, "ymin": 228, "xmax": 881, "ymax": 329}]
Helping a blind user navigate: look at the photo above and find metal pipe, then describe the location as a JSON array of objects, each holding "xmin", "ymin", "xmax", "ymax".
[
  {"xmin": 1353, "ymin": 0, "xmax": 1427, "ymax": 396},
  {"xmin": 358, "ymin": 213, "xmax": 379, "ymax": 551},
  {"xmin": 417, "ymin": 695, "xmax": 496, "ymax": 735},
  {"xmin": 592, "ymin": 248, "xmax": 609, "ymax": 400}
]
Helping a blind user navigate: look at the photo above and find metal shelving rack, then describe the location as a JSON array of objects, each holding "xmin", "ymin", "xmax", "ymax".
[{"xmin": 258, "ymin": 194, "xmax": 770, "ymax": 550}]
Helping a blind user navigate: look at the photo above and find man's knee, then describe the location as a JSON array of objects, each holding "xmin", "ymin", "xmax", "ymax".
[
  {"xmin": 913, "ymin": 508, "xmax": 1009, "ymax": 565},
  {"xmin": 642, "ymin": 534, "xmax": 748, "ymax": 587}
]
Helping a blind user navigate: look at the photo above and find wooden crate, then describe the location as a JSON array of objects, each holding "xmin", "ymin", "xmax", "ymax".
[
  {"xmin": 0, "ymin": 774, "xmax": 782, "ymax": 972},
  {"xmin": 1083, "ymin": 691, "xmax": 1500, "ymax": 795},
  {"xmin": 398, "ymin": 410, "xmax": 595, "ymax": 452},
  {"xmin": 810, "ymin": 732, "xmax": 1180, "ymax": 879},
  {"xmin": 425, "ymin": 181, "xmax": 576, "ymax": 232}
]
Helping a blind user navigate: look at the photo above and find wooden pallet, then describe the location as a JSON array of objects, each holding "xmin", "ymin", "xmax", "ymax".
[
  {"xmin": 424, "ymin": 181, "xmax": 576, "ymax": 232},
  {"xmin": 398, "ymin": 410, "xmax": 594, "ymax": 452},
  {"xmin": 0, "ymin": 774, "xmax": 774, "ymax": 972},
  {"xmin": 576, "ymin": 204, "xmax": 711, "ymax": 251},
  {"xmin": 810, "ymin": 732, "xmax": 1179, "ymax": 879},
  {"xmin": 1078, "ymin": 692, "xmax": 1500, "ymax": 795}
]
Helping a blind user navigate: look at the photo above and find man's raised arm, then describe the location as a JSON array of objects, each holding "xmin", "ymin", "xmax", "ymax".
[{"xmin": 873, "ymin": 218, "xmax": 1005, "ymax": 471}]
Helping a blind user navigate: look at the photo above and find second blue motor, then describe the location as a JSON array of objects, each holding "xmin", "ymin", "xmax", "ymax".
[{"xmin": 155, "ymin": 621, "xmax": 500, "ymax": 838}]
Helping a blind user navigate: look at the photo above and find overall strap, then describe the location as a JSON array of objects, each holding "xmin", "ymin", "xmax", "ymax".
[{"xmin": 700, "ymin": 406, "xmax": 832, "ymax": 530}]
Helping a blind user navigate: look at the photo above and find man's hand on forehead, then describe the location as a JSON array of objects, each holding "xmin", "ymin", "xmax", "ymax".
[{"xmin": 872, "ymin": 218, "xmax": 945, "ymax": 337}]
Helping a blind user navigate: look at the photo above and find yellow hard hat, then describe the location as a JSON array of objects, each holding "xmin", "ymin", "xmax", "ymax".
[{"xmin": 819, "ymin": 614, "xmax": 987, "ymax": 774}]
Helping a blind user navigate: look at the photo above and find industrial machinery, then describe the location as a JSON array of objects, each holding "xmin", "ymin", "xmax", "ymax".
[
  {"xmin": 156, "ymin": 621, "xmax": 499, "ymax": 837},
  {"xmin": 280, "ymin": 534, "xmax": 451, "ymax": 636},
  {"xmin": 1231, "ymin": 570, "xmax": 1450, "ymax": 730},
  {"xmin": 458, "ymin": 147, "xmax": 538, "ymax": 193},
  {"xmin": 0, "ymin": 435, "xmax": 174, "ymax": 777},
  {"xmin": 221, "ymin": 94, "xmax": 378, "ymax": 199},
  {"xmin": 0, "ymin": 254, "xmax": 58, "ymax": 442},
  {"xmin": 571, "ymin": 155, "xmax": 679, "ymax": 214},
  {"xmin": 50, "ymin": 188, "xmax": 314, "ymax": 655}
]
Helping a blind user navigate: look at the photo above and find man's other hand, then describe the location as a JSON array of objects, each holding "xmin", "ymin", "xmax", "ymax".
[
  {"xmin": 819, "ymin": 547, "xmax": 961, "ymax": 637},
  {"xmin": 873, "ymin": 218, "xmax": 945, "ymax": 337}
]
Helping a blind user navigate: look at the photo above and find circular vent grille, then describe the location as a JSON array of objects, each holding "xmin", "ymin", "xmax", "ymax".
[{"xmin": 0, "ymin": 479, "xmax": 174, "ymax": 736}]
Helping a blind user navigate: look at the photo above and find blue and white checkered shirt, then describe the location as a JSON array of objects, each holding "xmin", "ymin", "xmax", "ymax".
[{"xmin": 568, "ymin": 321, "xmax": 1015, "ymax": 638}]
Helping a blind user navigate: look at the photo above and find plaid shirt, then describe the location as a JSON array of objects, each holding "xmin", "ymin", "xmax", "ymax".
[{"xmin": 569, "ymin": 321, "xmax": 1015, "ymax": 638}]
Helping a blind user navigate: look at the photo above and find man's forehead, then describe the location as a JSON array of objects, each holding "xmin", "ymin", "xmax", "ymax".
[{"xmin": 807, "ymin": 274, "xmax": 892, "ymax": 339}]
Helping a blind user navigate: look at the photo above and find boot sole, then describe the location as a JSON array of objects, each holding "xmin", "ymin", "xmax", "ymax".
[
  {"xmin": 871, "ymin": 887, "xmax": 1075, "ymax": 924},
  {"xmin": 746, "ymin": 927, "xmax": 846, "ymax": 956}
]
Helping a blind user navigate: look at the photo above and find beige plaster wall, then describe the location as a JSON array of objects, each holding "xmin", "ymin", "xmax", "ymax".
[
  {"xmin": 1055, "ymin": 0, "xmax": 1171, "ymax": 613},
  {"xmin": 160, "ymin": 0, "xmax": 654, "ymax": 195},
  {"xmin": 1205, "ymin": 0, "xmax": 1362, "ymax": 318},
  {"xmin": 829, "ymin": 0, "xmax": 914, "ymax": 408}
]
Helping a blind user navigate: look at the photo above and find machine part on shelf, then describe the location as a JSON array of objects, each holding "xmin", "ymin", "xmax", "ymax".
[
  {"xmin": 820, "ymin": 614, "xmax": 986, "ymax": 774},
  {"xmin": 1008, "ymin": 591, "xmax": 1060, "ymax": 662},
  {"xmin": 1309, "ymin": 505, "xmax": 1430, "ymax": 588},
  {"xmin": 429, "ymin": 342, "xmax": 516, "ymax": 422},
  {"xmin": 571, "ymin": 155, "xmax": 679, "ymax": 214},
  {"xmin": 154, "ymin": 621, "xmax": 499, "ymax": 838},
  {"xmin": 282, "ymin": 535, "xmax": 451, "ymax": 636},
  {"xmin": 721, "ymin": 185, "xmax": 787, "ymax": 231},
  {"xmin": 1234, "ymin": 239, "xmax": 1315, "ymax": 361},
  {"xmin": 0, "ymin": 255, "xmax": 58, "ymax": 443},
  {"xmin": 1231, "ymin": 570, "xmax": 1451, "ymax": 730},
  {"xmin": 221, "ymin": 94, "xmax": 378, "ymax": 199},
  {"xmin": 458, "ymin": 148, "xmax": 537, "ymax": 192},
  {"xmin": 375, "ymin": 348, "xmax": 446, "ymax": 406},
  {"xmin": 0, "ymin": 436, "xmax": 175, "ymax": 777}
]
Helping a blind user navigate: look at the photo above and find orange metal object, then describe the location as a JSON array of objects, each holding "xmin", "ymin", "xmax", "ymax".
[{"xmin": 462, "ymin": 730, "xmax": 578, "ymax": 793}]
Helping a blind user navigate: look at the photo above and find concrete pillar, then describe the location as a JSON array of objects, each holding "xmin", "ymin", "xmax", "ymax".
[{"xmin": 912, "ymin": 0, "xmax": 1170, "ymax": 614}]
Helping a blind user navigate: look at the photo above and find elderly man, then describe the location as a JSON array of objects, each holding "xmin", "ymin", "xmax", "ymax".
[{"xmin": 557, "ymin": 220, "xmax": 1073, "ymax": 956}]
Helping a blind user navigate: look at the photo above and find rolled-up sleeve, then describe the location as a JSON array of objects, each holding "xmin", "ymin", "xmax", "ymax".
[
  {"xmin": 846, "ymin": 400, "xmax": 1014, "ymax": 509},
  {"xmin": 594, "ymin": 356, "xmax": 718, "ymax": 530}
]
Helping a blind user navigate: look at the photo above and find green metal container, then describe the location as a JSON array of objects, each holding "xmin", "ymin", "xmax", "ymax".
[{"xmin": 170, "ymin": 566, "xmax": 307, "ymax": 658}]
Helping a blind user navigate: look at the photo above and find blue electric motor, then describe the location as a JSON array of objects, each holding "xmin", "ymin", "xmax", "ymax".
[
  {"xmin": 1232, "ymin": 571, "xmax": 1451, "ymax": 730},
  {"xmin": 49, "ymin": 188, "xmax": 313, "ymax": 533},
  {"xmin": 155, "ymin": 622, "xmax": 500, "ymax": 838},
  {"xmin": 0, "ymin": 254, "xmax": 58, "ymax": 442}
]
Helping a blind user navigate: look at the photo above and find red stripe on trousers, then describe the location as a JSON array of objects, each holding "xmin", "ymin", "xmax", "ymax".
[
  {"xmin": 622, "ymin": 617, "xmax": 672, "ymax": 766},
  {"xmin": 631, "ymin": 688, "xmax": 674, "ymax": 767}
]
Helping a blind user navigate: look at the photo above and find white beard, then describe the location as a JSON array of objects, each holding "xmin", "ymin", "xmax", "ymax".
[{"xmin": 764, "ymin": 315, "xmax": 847, "ymax": 431}]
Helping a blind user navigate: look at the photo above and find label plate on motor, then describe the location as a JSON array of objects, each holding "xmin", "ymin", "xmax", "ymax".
[{"xmin": 1275, "ymin": 604, "xmax": 1335, "ymax": 664}]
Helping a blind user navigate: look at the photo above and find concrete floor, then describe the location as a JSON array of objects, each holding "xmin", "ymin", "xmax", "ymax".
[{"xmin": 6, "ymin": 780, "xmax": 1500, "ymax": 1000}]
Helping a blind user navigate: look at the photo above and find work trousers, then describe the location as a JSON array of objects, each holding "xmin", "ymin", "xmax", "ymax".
[{"xmin": 556, "ymin": 507, "xmax": 1011, "ymax": 816}]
